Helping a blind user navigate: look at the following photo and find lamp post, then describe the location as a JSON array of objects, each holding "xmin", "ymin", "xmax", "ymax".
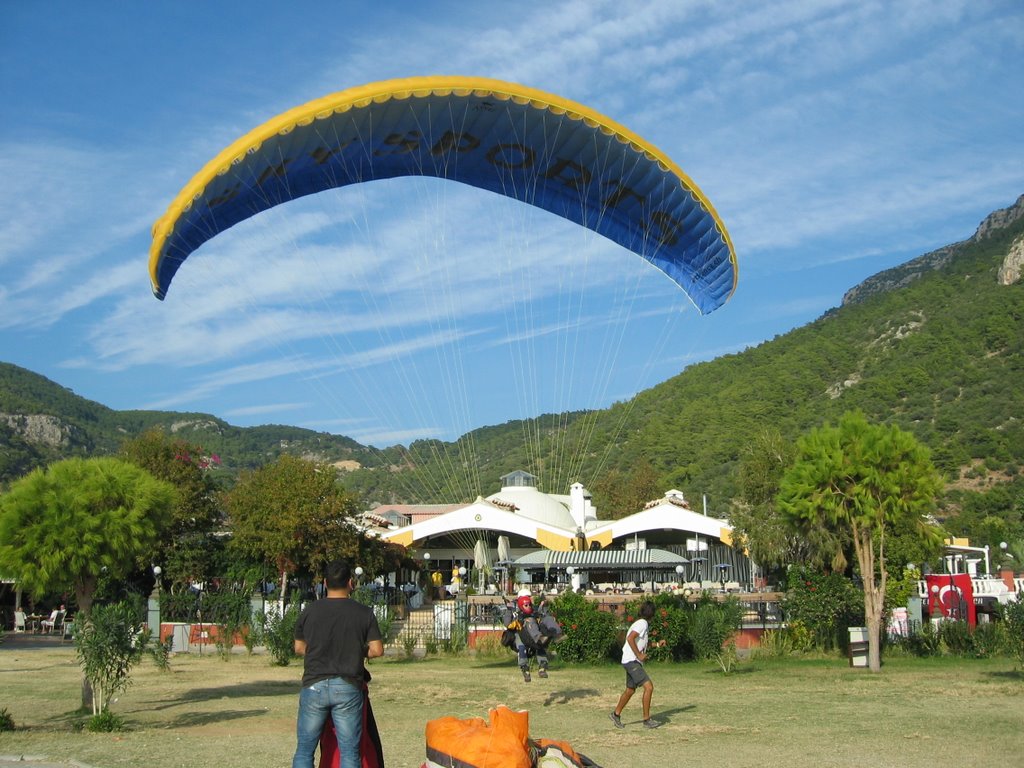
[
  {"xmin": 716, "ymin": 563, "xmax": 732, "ymax": 592},
  {"xmin": 147, "ymin": 566, "xmax": 162, "ymax": 638},
  {"xmin": 691, "ymin": 557, "xmax": 706, "ymax": 584}
]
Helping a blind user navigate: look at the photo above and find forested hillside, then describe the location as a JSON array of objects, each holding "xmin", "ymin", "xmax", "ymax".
[
  {"xmin": 2, "ymin": 196, "xmax": 1022, "ymax": 548},
  {"xmin": 0, "ymin": 363, "xmax": 382, "ymax": 483}
]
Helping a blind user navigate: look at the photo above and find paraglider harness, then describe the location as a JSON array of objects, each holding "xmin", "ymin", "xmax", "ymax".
[{"xmin": 499, "ymin": 599, "xmax": 562, "ymax": 654}]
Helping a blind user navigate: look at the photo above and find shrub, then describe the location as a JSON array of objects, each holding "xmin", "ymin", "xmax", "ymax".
[
  {"xmin": 0, "ymin": 707, "xmax": 14, "ymax": 732},
  {"xmin": 714, "ymin": 640, "xmax": 740, "ymax": 674},
  {"xmin": 782, "ymin": 568, "xmax": 864, "ymax": 651},
  {"xmin": 548, "ymin": 591, "xmax": 619, "ymax": 663},
  {"xmin": 623, "ymin": 594, "xmax": 688, "ymax": 661},
  {"xmin": 783, "ymin": 620, "xmax": 817, "ymax": 653},
  {"xmin": 441, "ymin": 631, "xmax": 467, "ymax": 655},
  {"xmin": 970, "ymin": 621, "xmax": 1004, "ymax": 658},
  {"xmin": 75, "ymin": 601, "xmax": 149, "ymax": 716},
  {"xmin": 754, "ymin": 628, "xmax": 795, "ymax": 659},
  {"xmin": 401, "ymin": 631, "xmax": 419, "ymax": 659},
  {"xmin": 262, "ymin": 603, "xmax": 300, "ymax": 666},
  {"xmin": 473, "ymin": 631, "xmax": 511, "ymax": 659},
  {"xmin": 150, "ymin": 634, "xmax": 173, "ymax": 671},
  {"xmin": 940, "ymin": 620, "xmax": 974, "ymax": 656},
  {"xmin": 900, "ymin": 620, "xmax": 942, "ymax": 657},
  {"xmin": 85, "ymin": 710, "xmax": 124, "ymax": 732},
  {"xmin": 214, "ymin": 620, "xmax": 242, "ymax": 661},
  {"xmin": 1002, "ymin": 599, "xmax": 1024, "ymax": 668},
  {"xmin": 688, "ymin": 596, "xmax": 742, "ymax": 663}
]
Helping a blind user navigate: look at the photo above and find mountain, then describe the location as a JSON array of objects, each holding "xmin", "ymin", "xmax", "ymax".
[
  {"xmin": 2, "ymin": 195, "xmax": 1023, "ymax": 540},
  {"xmin": 0, "ymin": 363, "xmax": 382, "ymax": 483}
]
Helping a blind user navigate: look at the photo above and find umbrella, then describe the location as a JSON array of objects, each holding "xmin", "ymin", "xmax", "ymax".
[
  {"xmin": 474, "ymin": 539, "xmax": 492, "ymax": 592},
  {"xmin": 497, "ymin": 536, "xmax": 511, "ymax": 564}
]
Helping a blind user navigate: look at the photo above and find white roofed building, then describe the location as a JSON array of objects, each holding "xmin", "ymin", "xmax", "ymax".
[{"xmin": 380, "ymin": 470, "xmax": 752, "ymax": 591}]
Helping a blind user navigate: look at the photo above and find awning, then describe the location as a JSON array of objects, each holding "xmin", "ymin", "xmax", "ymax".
[{"xmin": 512, "ymin": 548, "xmax": 688, "ymax": 569}]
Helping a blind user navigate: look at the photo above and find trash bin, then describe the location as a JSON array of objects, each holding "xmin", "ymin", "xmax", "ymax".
[{"xmin": 848, "ymin": 626, "xmax": 869, "ymax": 668}]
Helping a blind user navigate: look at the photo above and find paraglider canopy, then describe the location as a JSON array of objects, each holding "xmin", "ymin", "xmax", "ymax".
[{"xmin": 149, "ymin": 76, "xmax": 737, "ymax": 314}]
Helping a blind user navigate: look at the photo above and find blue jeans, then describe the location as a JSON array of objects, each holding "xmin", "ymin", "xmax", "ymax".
[
  {"xmin": 515, "ymin": 636, "xmax": 548, "ymax": 667},
  {"xmin": 292, "ymin": 677, "xmax": 363, "ymax": 768}
]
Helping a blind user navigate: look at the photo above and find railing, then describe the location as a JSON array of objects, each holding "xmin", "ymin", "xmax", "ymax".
[
  {"xmin": 915, "ymin": 578, "xmax": 1020, "ymax": 599},
  {"xmin": 380, "ymin": 591, "xmax": 789, "ymax": 652}
]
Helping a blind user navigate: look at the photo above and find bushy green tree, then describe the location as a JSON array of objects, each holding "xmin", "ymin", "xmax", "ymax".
[
  {"xmin": 592, "ymin": 459, "xmax": 662, "ymax": 519},
  {"xmin": 779, "ymin": 411, "xmax": 944, "ymax": 671},
  {"xmin": 120, "ymin": 429, "xmax": 223, "ymax": 589},
  {"xmin": 223, "ymin": 455, "xmax": 362, "ymax": 604},
  {"xmin": 0, "ymin": 456, "xmax": 175, "ymax": 617}
]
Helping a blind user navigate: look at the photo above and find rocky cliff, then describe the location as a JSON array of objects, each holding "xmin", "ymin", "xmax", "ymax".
[{"xmin": 842, "ymin": 194, "xmax": 1024, "ymax": 305}]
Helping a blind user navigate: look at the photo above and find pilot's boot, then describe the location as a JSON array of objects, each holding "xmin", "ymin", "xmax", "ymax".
[
  {"xmin": 520, "ymin": 665, "xmax": 531, "ymax": 683},
  {"xmin": 537, "ymin": 662, "xmax": 548, "ymax": 678}
]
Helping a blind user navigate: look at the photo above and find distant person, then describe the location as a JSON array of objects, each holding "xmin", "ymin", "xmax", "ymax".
[
  {"xmin": 292, "ymin": 560, "xmax": 384, "ymax": 768},
  {"xmin": 512, "ymin": 590, "xmax": 550, "ymax": 682},
  {"xmin": 41, "ymin": 605, "xmax": 65, "ymax": 633},
  {"xmin": 609, "ymin": 601, "xmax": 661, "ymax": 729}
]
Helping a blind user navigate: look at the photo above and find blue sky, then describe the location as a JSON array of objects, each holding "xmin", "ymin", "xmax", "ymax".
[{"xmin": 2, "ymin": 1, "xmax": 1022, "ymax": 450}]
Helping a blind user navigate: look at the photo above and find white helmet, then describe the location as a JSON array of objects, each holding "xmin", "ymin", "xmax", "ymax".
[{"xmin": 517, "ymin": 588, "xmax": 532, "ymax": 598}]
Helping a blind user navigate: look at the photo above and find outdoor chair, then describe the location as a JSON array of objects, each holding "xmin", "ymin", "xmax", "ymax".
[
  {"xmin": 14, "ymin": 610, "xmax": 26, "ymax": 633},
  {"xmin": 41, "ymin": 610, "xmax": 64, "ymax": 634}
]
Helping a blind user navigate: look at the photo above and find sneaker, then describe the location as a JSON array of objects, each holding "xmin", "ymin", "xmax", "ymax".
[
  {"xmin": 643, "ymin": 718, "xmax": 662, "ymax": 729},
  {"xmin": 538, "ymin": 667, "xmax": 548, "ymax": 678},
  {"xmin": 521, "ymin": 668, "xmax": 531, "ymax": 683},
  {"xmin": 609, "ymin": 712, "xmax": 624, "ymax": 729}
]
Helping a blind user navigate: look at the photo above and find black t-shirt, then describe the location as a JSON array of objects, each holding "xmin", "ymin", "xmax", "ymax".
[{"xmin": 294, "ymin": 597, "xmax": 382, "ymax": 688}]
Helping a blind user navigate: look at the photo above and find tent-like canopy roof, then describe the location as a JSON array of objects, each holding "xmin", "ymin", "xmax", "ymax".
[{"xmin": 512, "ymin": 548, "xmax": 688, "ymax": 570}]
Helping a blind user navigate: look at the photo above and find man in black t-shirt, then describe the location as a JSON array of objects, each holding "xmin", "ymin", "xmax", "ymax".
[{"xmin": 292, "ymin": 560, "xmax": 384, "ymax": 768}]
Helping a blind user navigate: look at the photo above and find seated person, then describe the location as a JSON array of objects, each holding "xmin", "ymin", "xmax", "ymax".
[{"xmin": 41, "ymin": 605, "xmax": 65, "ymax": 633}]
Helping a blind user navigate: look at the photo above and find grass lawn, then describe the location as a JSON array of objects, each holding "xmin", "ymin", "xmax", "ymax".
[{"xmin": 1, "ymin": 645, "xmax": 1022, "ymax": 767}]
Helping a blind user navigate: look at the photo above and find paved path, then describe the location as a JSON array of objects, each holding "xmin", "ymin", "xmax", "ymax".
[{"xmin": 0, "ymin": 758, "xmax": 92, "ymax": 768}]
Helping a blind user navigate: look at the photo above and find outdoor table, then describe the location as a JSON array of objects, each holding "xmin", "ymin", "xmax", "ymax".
[{"xmin": 25, "ymin": 614, "xmax": 43, "ymax": 633}]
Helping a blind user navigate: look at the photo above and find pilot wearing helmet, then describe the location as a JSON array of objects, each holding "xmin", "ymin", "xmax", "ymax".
[{"xmin": 512, "ymin": 589, "xmax": 550, "ymax": 682}]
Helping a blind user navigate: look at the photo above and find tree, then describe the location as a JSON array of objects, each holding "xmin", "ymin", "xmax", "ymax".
[
  {"xmin": 592, "ymin": 459, "xmax": 662, "ymax": 519},
  {"xmin": 777, "ymin": 411, "xmax": 944, "ymax": 671},
  {"xmin": 120, "ymin": 429, "xmax": 223, "ymax": 589},
  {"xmin": 223, "ymin": 455, "xmax": 363, "ymax": 604},
  {"xmin": 0, "ymin": 456, "xmax": 176, "ymax": 617}
]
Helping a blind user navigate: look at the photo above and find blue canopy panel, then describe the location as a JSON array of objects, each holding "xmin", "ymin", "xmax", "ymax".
[{"xmin": 150, "ymin": 77, "xmax": 737, "ymax": 314}]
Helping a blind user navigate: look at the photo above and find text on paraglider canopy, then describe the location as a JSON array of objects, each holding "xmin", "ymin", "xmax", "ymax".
[{"xmin": 207, "ymin": 129, "xmax": 688, "ymax": 249}]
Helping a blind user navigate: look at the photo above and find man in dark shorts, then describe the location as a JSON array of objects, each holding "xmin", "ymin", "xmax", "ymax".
[
  {"xmin": 293, "ymin": 559, "xmax": 384, "ymax": 768},
  {"xmin": 609, "ymin": 601, "xmax": 661, "ymax": 729}
]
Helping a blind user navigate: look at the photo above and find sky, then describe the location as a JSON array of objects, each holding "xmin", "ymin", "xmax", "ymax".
[{"xmin": 2, "ymin": 0, "xmax": 1022, "ymax": 452}]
